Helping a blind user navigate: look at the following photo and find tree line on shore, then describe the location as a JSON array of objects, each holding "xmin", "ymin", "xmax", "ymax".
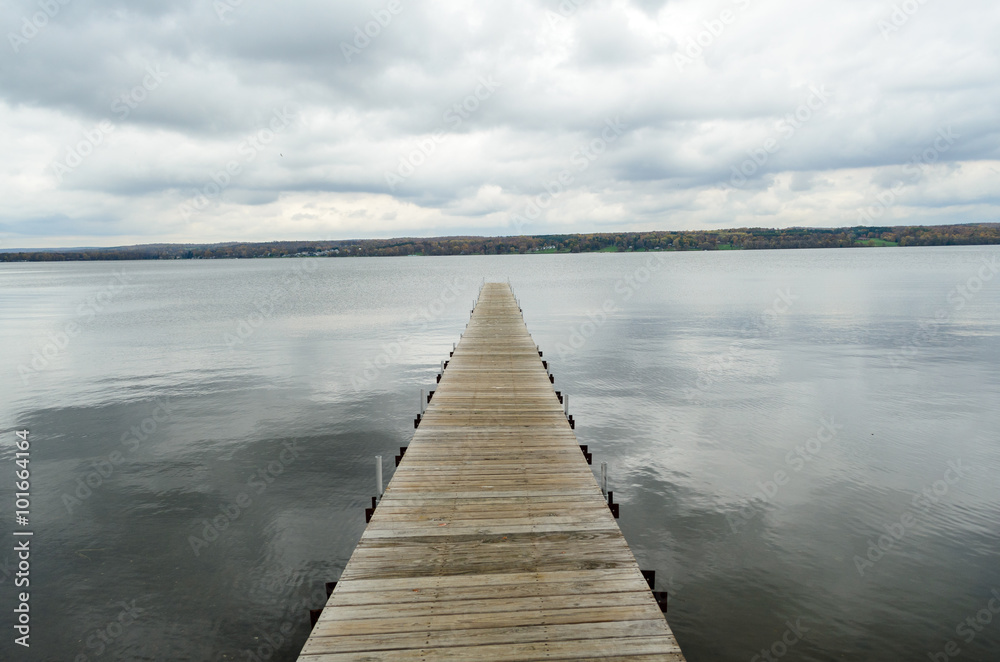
[{"xmin": 3, "ymin": 224, "xmax": 998, "ymax": 261}]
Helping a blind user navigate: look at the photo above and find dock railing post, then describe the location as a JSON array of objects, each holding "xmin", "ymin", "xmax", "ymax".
[
  {"xmin": 601, "ymin": 461, "xmax": 607, "ymax": 498},
  {"xmin": 376, "ymin": 455, "xmax": 383, "ymax": 500}
]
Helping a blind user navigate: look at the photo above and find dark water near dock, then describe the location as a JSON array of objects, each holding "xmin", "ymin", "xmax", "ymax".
[{"xmin": 1, "ymin": 247, "xmax": 999, "ymax": 661}]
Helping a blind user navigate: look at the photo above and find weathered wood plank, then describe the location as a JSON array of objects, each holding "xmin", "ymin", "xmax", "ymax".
[
  {"xmin": 308, "ymin": 604, "xmax": 665, "ymax": 638},
  {"xmin": 299, "ymin": 636, "xmax": 682, "ymax": 661},
  {"xmin": 329, "ymin": 567, "xmax": 647, "ymax": 593},
  {"xmin": 301, "ymin": 620, "xmax": 672, "ymax": 655},
  {"xmin": 322, "ymin": 578, "xmax": 654, "ymax": 607}
]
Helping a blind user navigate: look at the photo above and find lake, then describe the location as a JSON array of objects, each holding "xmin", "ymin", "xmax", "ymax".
[{"xmin": 1, "ymin": 246, "xmax": 999, "ymax": 661}]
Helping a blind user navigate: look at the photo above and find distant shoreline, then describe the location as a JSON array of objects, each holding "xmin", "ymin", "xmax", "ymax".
[{"xmin": 2, "ymin": 223, "xmax": 998, "ymax": 262}]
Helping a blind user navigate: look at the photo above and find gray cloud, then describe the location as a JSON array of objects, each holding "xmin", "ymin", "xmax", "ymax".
[{"xmin": 1, "ymin": 0, "xmax": 999, "ymax": 247}]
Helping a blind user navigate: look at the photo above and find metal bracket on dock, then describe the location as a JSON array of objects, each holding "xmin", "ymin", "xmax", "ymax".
[
  {"xmin": 640, "ymin": 571, "xmax": 668, "ymax": 611},
  {"xmin": 568, "ymin": 415, "xmax": 575, "ymax": 429},
  {"xmin": 652, "ymin": 591, "xmax": 668, "ymax": 612},
  {"xmin": 579, "ymin": 445, "xmax": 592, "ymax": 465},
  {"xmin": 413, "ymin": 414, "xmax": 421, "ymax": 428},
  {"xmin": 308, "ymin": 581, "xmax": 340, "ymax": 629},
  {"xmin": 607, "ymin": 490, "xmax": 619, "ymax": 518},
  {"xmin": 365, "ymin": 496, "xmax": 377, "ymax": 523},
  {"xmin": 395, "ymin": 446, "xmax": 407, "ymax": 466},
  {"xmin": 556, "ymin": 390, "xmax": 562, "ymax": 404}
]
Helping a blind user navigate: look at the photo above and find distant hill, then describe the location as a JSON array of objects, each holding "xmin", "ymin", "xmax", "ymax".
[{"xmin": 2, "ymin": 224, "xmax": 998, "ymax": 261}]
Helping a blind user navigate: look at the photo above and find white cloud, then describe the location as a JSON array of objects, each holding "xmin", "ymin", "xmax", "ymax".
[{"xmin": 1, "ymin": 0, "xmax": 998, "ymax": 247}]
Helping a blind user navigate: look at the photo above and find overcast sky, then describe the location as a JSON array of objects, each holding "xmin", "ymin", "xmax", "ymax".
[{"xmin": 1, "ymin": 0, "xmax": 998, "ymax": 247}]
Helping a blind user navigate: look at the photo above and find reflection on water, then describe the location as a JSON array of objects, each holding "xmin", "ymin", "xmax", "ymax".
[{"xmin": 1, "ymin": 247, "xmax": 998, "ymax": 661}]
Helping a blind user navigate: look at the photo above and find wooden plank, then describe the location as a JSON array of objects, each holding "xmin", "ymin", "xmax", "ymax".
[
  {"xmin": 322, "ymin": 578, "xmax": 653, "ymax": 607},
  {"xmin": 329, "ymin": 568, "xmax": 647, "ymax": 593},
  {"xmin": 301, "ymin": 620, "xmax": 672, "ymax": 654},
  {"xmin": 308, "ymin": 604, "xmax": 665, "ymax": 638},
  {"xmin": 295, "ymin": 283, "xmax": 685, "ymax": 661},
  {"xmin": 299, "ymin": 636, "xmax": 682, "ymax": 661},
  {"xmin": 314, "ymin": 591, "xmax": 656, "ymax": 622}
]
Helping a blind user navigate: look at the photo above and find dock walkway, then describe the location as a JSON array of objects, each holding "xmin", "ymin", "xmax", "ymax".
[{"xmin": 297, "ymin": 283, "xmax": 685, "ymax": 661}]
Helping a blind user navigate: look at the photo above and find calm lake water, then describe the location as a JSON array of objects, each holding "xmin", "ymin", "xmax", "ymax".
[{"xmin": 1, "ymin": 247, "xmax": 999, "ymax": 661}]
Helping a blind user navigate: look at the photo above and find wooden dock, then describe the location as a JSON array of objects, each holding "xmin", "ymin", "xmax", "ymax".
[{"xmin": 297, "ymin": 283, "xmax": 685, "ymax": 661}]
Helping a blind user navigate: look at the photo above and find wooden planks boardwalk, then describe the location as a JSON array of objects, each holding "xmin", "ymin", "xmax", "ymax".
[{"xmin": 297, "ymin": 283, "xmax": 685, "ymax": 661}]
